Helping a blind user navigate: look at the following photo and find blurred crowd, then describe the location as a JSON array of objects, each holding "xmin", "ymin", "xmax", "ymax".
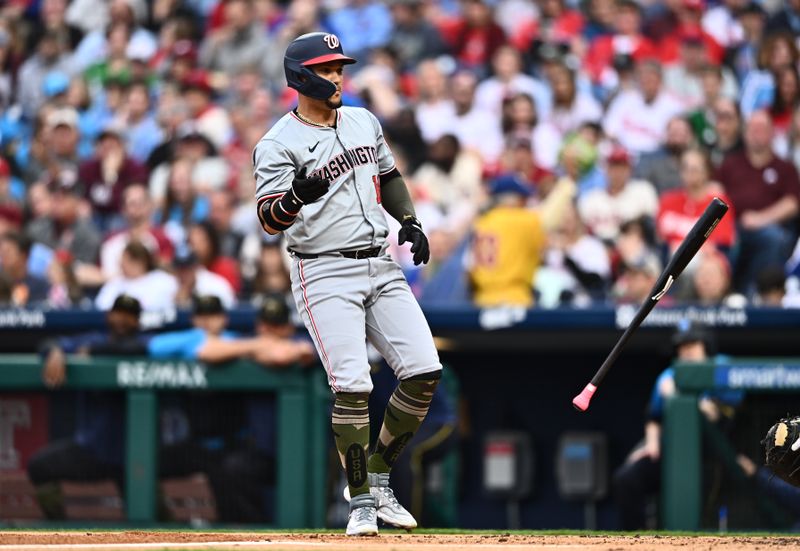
[{"xmin": 0, "ymin": 0, "xmax": 799, "ymax": 312}]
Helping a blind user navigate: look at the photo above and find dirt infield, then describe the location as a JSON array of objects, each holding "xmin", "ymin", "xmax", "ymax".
[{"xmin": 1, "ymin": 531, "xmax": 799, "ymax": 551}]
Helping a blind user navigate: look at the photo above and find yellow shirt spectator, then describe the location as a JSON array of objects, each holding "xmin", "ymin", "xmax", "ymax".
[{"xmin": 469, "ymin": 176, "xmax": 545, "ymax": 307}]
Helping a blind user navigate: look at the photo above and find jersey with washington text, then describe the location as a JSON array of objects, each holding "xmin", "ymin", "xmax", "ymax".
[{"xmin": 253, "ymin": 106, "xmax": 396, "ymax": 254}]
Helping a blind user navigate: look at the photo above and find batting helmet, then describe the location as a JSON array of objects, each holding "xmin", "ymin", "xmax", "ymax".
[{"xmin": 284, "ymin": 32, "xmax": 356, "ymax": 100}]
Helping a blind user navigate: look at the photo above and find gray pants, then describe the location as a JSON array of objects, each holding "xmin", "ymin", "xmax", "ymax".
[{"xmin": 290, "ymin": 254, "xmax": 441, "ymax": 393}]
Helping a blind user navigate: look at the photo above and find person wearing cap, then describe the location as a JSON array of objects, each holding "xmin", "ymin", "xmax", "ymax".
[
  {"xmin": 579, "ymin": 145, "xmax": 659, "ymax": 243},
  {"xmin": 662, "ymin": 30, "xmax": 739, "ymax": 111},
  {"xmin": 612, "ymin": 251, "xmax": 664, "ymax": 305},
  {"xmin": 468, "ymin": 174, "xmax": 545, "ymax": 308},
  {"xmin": 78, "ymin": 116, "xmax": 149, "ymax": 232},
  {"xmin": 28, "ymin": 294, "xmax": 149, "ymax": 516},
  {"xmin": 612, "ymin": 319, "xmax": 742, "ymax": 529},
  {"xmin": 23, "ymin": 107, "xmax": 82, "ymax": 187},
  {"xmin": 181, "ymin": 69, "xmax": 233, "ymax": 150}
]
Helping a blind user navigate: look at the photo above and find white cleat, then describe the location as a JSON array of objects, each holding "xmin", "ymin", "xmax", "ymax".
[
  {"xmin": 346, "ymin": 493, "xmax": 378, "ymax": 536},
  {"xmin": 344, "ymin": 472, "xmax": 418, "ymax": 530}
]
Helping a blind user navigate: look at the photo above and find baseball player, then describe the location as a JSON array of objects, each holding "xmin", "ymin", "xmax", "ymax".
[{"xmin": 252, "ymin": 32, "xmax": 443, "ymax": 536}]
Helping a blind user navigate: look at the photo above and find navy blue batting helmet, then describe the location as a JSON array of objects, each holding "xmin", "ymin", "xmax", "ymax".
[{"xmin": 284, "ymin": 32, "xmax": 356, "ymax": 100}]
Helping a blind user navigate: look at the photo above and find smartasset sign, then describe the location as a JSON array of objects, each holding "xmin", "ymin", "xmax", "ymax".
[
  {"xmin": 116, "ymin": 361, "xmax": 208, "ymax": 388},
  {"xmin": 714, "ymin": 364, "xmax": 800, "ymax": 389}
]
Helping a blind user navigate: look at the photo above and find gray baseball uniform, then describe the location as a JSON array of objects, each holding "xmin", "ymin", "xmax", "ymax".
[{"xmin": 253, "ymin": 106, "xmax": 441, "ymax": 393}]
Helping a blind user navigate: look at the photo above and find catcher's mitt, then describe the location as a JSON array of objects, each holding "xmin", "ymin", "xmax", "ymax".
[{"xmin": 763, "ymin": 416, "xmax": 800, "ymax": 486}]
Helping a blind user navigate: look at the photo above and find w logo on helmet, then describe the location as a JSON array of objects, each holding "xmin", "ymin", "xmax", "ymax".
[{"xmin": 323, "ymin": 34, "xmax": 340, "ymax": 49}]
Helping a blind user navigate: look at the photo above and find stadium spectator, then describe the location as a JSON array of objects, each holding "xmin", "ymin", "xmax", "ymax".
[
  {"xmin": 24, "ymin": 107, "xmax": 82, "ymax": 186},
  {"xmin": 662, "ymin": 31, "xmax": 738, "ymax": 110},
  {"xmin": 411, "ymin": 134, "xmax": 483, "ymax": 238},
  {"xmin": 154, "ymin": 157, "xmax": 210, "ymax": 244},
  {"xmin": 604, "ymin": 60, "xmax": 685, "ymax": 155},
  {"xmin": 728, "ymin": 2, "xmax": 766, "ymax": 84},
  {"xmin": 99, "ymin": 183, "xmax": 174, "ymax": 280},
  {"xmin": 612, "ymin": 320, "xmax": 740, "ymax": 530},
  {"xmin": 115, "ymin": 79, "xmax": 163, "ymax": 164},
  {"xmin": 25, "ymin": 178, "xmax": 101, "ymax": 266},
  {"xmin": 449, "ymin": 70, "xmax": 504, "ymax": 166},
  {"xmin": 78, "ymin": 120, "xmax": 149, "ymax": 233},
  {"xmin": 537, "ymin": 201, "xmax": 610, "ymax": 308},
  {"xmin": 765, "ymin": 0, "xmax": 800, "ymax": 38},
  {"xmin": 635, "ymin": 116, "xmax": 696, "ymax": 194},
  {"xmin": 180, "ymin": 69, "xmax": 232, "ymax": 149},
  {"xmin": 612, "ymin": 252, "xmax": 662, "ymax": 305},
  {"xmin": 544, "ymin": 60, "xmax": 602, "ymax": 142},
  {"xmin": 94, "ymin": 240, "xmax": 178, "ymax": 312},
  {"xmin": 247, "ymin": 241, "xmax": 291, "ymax": 302},
  {"xmin": 0, "ymin": 230, "xmax": 50, "ymax": 306},
  {"xmin": 583, "ymin": 0, "xmax": 657, "ymax": 92},
  {"xmin": 687, "ymin": 249, "xmax": 733, "ymax": 305},
  {"xmin": 739, "ymin": 32, "xmax": 798, "ymax": 119},
  {"xmin": 172, "ymin": 246, "xmax": 236, "ymax": 309},
  {"xmin": 752, "ymin": 265, "xmax": 787, "ymax": 307},
  {"xmin": 438, "ymin": 0, "xmax": 506, "ymax": 74},
  {"xmin": 199, "ymin": 0, "xmax": 272, "ymax": 80},
  {"xmin": 707, "ymin": 96, "xmax": 744, "ymax": 168},
  {"xmin": 187, "ymin": 220, "xmax": 241, "ymax": 295},
  {"xmin": 474, "ymin": 45, "xmax": 551, "ymax": 122},
  {"xmin": 386, "ymin": 0, "xmax": 447, "ymax": 72},
  {"xmin": 468, "ymin": 174, "xmax": 545, "ymax": 308},
  {"xmin": 701, "ymin": 0, "xmax": 746, "ymax": 49},
  {"xmin": 579, "ymin": 146, "xmax": 659, "ymax": 243},
  {"xmin": 27, "ymin": 294, "xmax": 148, "ymax": 517},
  {"xmin": 687, "ymin": 65, "xmax": 727, "ymax": 149},
  {"xmin": 326, "ymin": 0, "xmax": 392, "ymax": 64},
  {"xmin": 413, "ymin": 58, "xmax": 455, "ymax": 145},
  {"xmin": 769, "ymin": 66, "xmax": 800, "ymax": 141},
  {"xmin": 207, "ymin": 189, "xmax": 245, "ymax": 261},
  {"xmin": 656, "ymin": 148, "xmax": 736, "ymax": 255},
  {"xmin": 774, "ymin": 107, "xmax": 800, "ymax": 168},
  {"xmin": 558, "ymin": 132, "xmax": 604, "ymax": 197},
  {"xmin": 716, "ymin": 110, "xmax": 800, "ymax": 295},
  {"xmin": 17, "ymin": 31, "xmax": 74, "ymax": 120}
]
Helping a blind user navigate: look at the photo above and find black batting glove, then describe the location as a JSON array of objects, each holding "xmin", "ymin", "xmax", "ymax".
[
  {"xmin": 290, "ymin": 167, "xmax": 330, "ymax": 205},
  {"xmin": 398, "ymin": 216, "xmax": 430, "ymax": 266}
]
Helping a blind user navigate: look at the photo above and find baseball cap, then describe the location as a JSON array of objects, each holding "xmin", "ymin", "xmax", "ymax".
[
  {"xmin": 171, "ymin": 40, "xmax": 198, "ymax": 63},
  {"xmin": 489, "ymin": 174, "xmax": 532, "ymax": 197},
  {"xmin": 126, "ymin": 35, "xmax": 156, "ymax": 62},
  {"xmin": 0, "ymin": 157, "xmax": 10, "ymax": 178},
  {"xmin": 110, "ymin": 294, "xmax": 142, "ymax": 317},
  {"xmin": 671, "ymin": 319, "xmax": 709, "ymax": 348},
  {"xmin": 173, "ymin": 246, "xmax": 198, "ymax": 268},
  {"xmin": 97, "ymin": 119, "xmax": 126, "ymax": 141},
  {"xmin": 682, "ymin": 0, "xmax": 704, "ymax": 10},
  {"xmin": 47, "ymin": 107, "xmax": 79, "ymax": 130},
  {"xmin": 192, "ymin": 294, "xmax": 224, "ymax": 316},
  {"xmin": 182, "ymin": 70, "xmax": 214, "ymax": 95},
  {"xmin": 43, "ymin": 71, "xmax": 70, "ymax": 98},
  {"xmin": 606, "ymin": 145, "xmax": 631, "ymax": 165},
  {"xmin": 258, "ymin": 293, "xmax": 290, "ymax": 325}
]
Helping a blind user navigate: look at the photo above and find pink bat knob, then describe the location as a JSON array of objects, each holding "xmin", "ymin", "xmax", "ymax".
[{"xmin": 572, "ymin": 383, "xmax": 597, "ymax": 412}]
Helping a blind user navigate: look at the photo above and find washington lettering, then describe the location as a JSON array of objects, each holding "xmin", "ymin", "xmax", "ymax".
[{"xmin": 312, "ymin": 146, "xmax": 378, "ymax": 182}]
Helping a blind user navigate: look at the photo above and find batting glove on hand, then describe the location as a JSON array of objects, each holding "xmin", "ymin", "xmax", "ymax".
[
  {"xmin": 398, "ymin": 216, "xmax": 430, "ymax": 266},
  {"xmin": 291, "ymin": 167, "xmax": 330, "ymax": 204}
]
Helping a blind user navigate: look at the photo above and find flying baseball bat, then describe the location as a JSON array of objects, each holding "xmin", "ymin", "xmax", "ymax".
[{"xmin": 572, "ymin": 197, "xmax": 729, "ymax": 412}]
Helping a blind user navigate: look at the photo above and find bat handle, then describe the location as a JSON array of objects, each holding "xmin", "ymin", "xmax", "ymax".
[{"xmin": 572, "ymin": 383, "xmax": 597, "ymax": 412}]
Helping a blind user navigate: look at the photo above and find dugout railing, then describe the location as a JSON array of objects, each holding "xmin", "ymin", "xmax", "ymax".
[
  {"xmin": 0, "ymin": 355, "xmax": 332, "ymax": 527},
  {"xmin": 664, "ymin": 357, "xmax": 800, "ymax": 530}
]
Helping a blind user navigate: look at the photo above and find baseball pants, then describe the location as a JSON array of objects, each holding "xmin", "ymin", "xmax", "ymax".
[{"xmin": 290, "ymin": 253, "xmax": 441, "ymax": 393}]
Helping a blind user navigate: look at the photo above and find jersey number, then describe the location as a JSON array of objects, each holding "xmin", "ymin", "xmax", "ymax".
[{"xmin": 372, "ymin": 175, "xmax": 381, "ymax": 204}]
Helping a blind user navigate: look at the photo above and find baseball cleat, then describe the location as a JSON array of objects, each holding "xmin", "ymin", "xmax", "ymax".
[
  {"xmin": 344, "ymin": 473, "xmax": 418, "ymax": 530},
  {"xmin": 346, "ymin": 492, "xmax": 378, "ymax": 536}
]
